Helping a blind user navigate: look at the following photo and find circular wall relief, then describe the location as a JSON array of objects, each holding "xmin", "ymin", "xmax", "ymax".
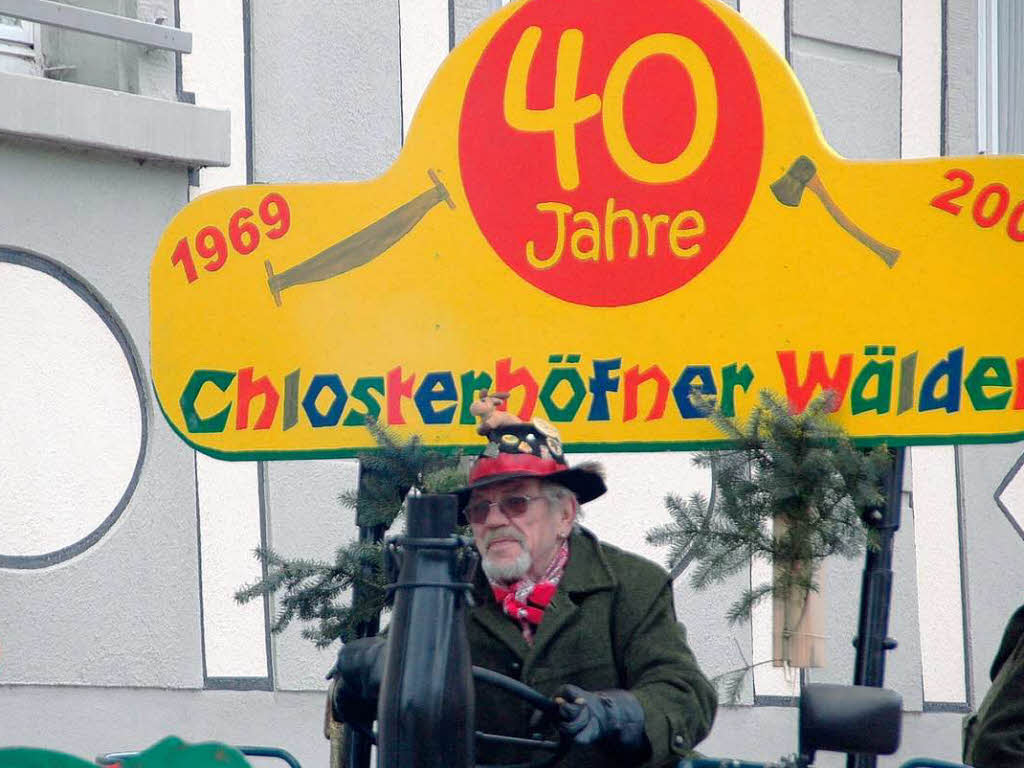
[{"xmin": 0, "ymin": 248, "xmax": 147, "ymax": 568}]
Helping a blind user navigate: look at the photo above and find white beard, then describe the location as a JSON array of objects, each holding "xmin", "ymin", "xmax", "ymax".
[
  {"xmin": 479, "ymin": 527, "xmax": 533, "ymax": 582},
  {"xmin": 481, "ymin": 547, "xmax": 532, "ymax": 583}
]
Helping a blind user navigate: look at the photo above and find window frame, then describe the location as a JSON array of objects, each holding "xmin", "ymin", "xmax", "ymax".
[{"xmin": 977, "ymin": 0, "xmax": 1000, "ymax": 153}]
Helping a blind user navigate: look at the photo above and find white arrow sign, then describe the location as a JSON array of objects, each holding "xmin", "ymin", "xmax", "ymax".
[{"xmin": 995, "ymin": 454, "xmax": 1024, "ymax": 541}]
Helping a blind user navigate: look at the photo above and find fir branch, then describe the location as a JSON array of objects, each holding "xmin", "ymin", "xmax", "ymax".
[
  {"xmin": 234, "ymin": 422, "xmax": 465, "ymax": 647},
  {"xmin": 725, "ymin": 580, "xmax": 776, "ymax": 625},
  {"xmin": 645, "ymin": 491, "xmax": 715, "ymax": 578},
  {"xmin": 648, "ymin": 388, "xmax": 892, "ymax": 642},
  {"xmin": 711, "ymin": 658, "xmax": 793, "ymax": 707},
  {"xmin": 711, "ymin": 667, "xmax": 749, "ymax": 707}
]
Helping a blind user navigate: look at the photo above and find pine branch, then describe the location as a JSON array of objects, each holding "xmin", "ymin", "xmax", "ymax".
[
  {"xmin": 711, "ymin": 667, "xmax": 749, "ymax": 707},
  {"xmin": 647, "ymin": 388, "xmax": 892, "ymax": 640},
  {"xmin": 234, "ymin": 423, "xmax": 464, "ymax": 647},
  {"xmin": 725, "ymin": 581, "xmax": 776, "ymax": 625},
  {"xmin": 645, "ymin": 491, "xmax": 714, "ymax": 577},
  {"xmin": 711, "ymin": 658, "xmax": 793, "ymax": 707}
]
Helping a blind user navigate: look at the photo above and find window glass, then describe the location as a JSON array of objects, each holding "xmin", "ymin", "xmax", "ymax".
[{"xmin": 0, "ymin": 15, "xmax": 32, "ymax": 45}]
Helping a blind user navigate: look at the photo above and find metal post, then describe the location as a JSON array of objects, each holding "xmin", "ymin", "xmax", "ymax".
[
  {"xmin": 378, "ymin": 495, "xmax": 475, "ymax": 768},
  {"xmin": 343, "ymin": 467, "xmax": 388, "ymax": 768},
  {"xmin": 847, "ymin": 447, "xmax": 905, "ymax": 768}
]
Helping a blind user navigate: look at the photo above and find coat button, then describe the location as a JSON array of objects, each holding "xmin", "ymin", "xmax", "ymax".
[
  {"xmin": 673, "ymin": 735, "xmax": 685, "ymax": 748},
  {"xmin": 510, "ymin": 662, "xmax": 521, "ymax": 672}
]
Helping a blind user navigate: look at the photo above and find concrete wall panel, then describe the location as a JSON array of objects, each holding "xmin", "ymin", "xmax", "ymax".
[
  {"xmin": 0, "ymin": 141, "xmax": 201, "ymax": 688},
  {"xmin": 0, "ymin": 687, "xmax": 327, "ymax": 768},
  {"xmin": 250, "ymin": 0, "xmax": 401, "ymax": 184},
  {"xmin": 5, "ymin": 2, "xmax": 1023, "ymax": 766},
  {"xmin": 453, "ymin": 0, "xmax": 501, "ymax": 45},
  {"xmin": 699, "ymin": 702, "xmax": 968, "ymax": 768},
  {"xmin": 944, "ymin": 0, "xmax": 979, "ymax": 155},
  {"xmin": 790, "ymin": 37, "xmax": 901, "ymax": 159},
  {"xmin": 960, "ymin": 440, "xmax": 1024, "ymax": 707},
  {"xmin": 266, "ymin": 459, "xmax": 361, "ymax": 691},
  {"xmin": 792, "ymin": 0, "xmax": 901, "ymax": 56}
]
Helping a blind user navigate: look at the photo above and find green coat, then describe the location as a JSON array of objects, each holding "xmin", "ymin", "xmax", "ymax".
[
  {"xmin": 468, "ymin": 527, "xmax": 718, "ymax": 768},
  {"xmin": 964, "ymin": 605, "xmax": 1024, "ymax": 767}
]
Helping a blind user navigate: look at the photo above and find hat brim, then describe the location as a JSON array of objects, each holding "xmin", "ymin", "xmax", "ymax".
[{"xmin": 453, "ymin": 462, "xmax": 606, "ymax": 520}]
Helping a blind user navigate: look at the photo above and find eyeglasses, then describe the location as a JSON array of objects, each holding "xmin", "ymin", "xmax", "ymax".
[{"xmin": 465, "ymin": 494, "xmax": 546, "ymax": 524}]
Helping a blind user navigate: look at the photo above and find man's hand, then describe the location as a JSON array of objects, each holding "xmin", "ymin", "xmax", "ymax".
[
  {"xmin": 555, "ymin": 684, "xmax": 650, "ymax": 759},
  {"xmin": 327, "ymin": 636, "xmax": 387, "ymax": 724}
]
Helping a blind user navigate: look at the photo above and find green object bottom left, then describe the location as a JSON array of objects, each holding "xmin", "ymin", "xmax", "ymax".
[{"xmin": 0, "ymin": 736, "xmax": 252, "ymax": 767}]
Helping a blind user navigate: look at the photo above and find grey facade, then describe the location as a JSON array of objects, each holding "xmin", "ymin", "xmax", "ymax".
[{"xmin": 1, "ymin": 2, "xmax": 1023, "ymax": 767}]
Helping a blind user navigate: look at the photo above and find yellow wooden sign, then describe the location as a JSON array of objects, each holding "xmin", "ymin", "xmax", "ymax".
[{"xmin": 152, "ymin": 0, "xmax": 1024, "ymax": 458}]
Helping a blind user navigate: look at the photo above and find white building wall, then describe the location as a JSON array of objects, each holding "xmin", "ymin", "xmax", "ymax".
[
  {"xmin": 179, "ymin": 0, "xmax": 269, "ymax": 688},
  {"xmin": 2, "ymin": 2, "xmax": 1023, "ymax": 767}
]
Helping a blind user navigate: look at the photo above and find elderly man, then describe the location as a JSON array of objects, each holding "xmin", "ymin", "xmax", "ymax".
[
  {"xmin": 458, "ymin": 417, "xmax": 717, "ymax": 768},
  {"xmin": 331, "ymin": 412, "xmax": 717, "ymax": 768}
]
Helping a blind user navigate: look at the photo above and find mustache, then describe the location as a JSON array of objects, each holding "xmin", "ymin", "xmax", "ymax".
[{"xmin": 482, "ymin": 527, "xmax": 527, "ymax": 549}]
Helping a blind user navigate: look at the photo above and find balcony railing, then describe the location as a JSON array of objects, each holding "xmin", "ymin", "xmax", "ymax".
[{"xmin": 0, "ymin": 0, "xmax": 190, "ymax": 53}]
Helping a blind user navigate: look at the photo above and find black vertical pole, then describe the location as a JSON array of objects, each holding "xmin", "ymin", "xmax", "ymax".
[
  {"xmin": 344, "ymin": 467, "xmax": 388, "ymax": 768},
  {"xmin": 847, "ymin": 447, "xmax": 905, "ymax": 768},
  {"xmin": 378, "ymin": 495, "xmax": 475, "ymax": 768}
]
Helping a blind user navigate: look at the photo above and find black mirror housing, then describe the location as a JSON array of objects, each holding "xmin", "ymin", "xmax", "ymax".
[{"xmin": 799, "ymin": 683, "xmax": 902, "ymax": 762}]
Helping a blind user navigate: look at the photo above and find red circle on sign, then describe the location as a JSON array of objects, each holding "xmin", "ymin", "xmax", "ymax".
[{"xmin": 459, "ymin": 0, "xmax": 763, "ymax": 307}]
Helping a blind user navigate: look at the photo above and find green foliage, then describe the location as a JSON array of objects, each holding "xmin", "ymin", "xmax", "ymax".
[
  {"xmin": 647, "ymin": 390, "xmax": 891, "ymax": 625},
  {"xmin": 341, "ymin": 419, "xmax": 467, "ymax": 528},
  {"xmin": 234, "ymin": 540, "xmax": 386, "ymax": 648},
  {"xmin": 645, "ymin": 490, "xmax": 717, "ymax": 580},
  {"xmin": 710, "ymin": 657, "xmax": 791, "ymax": 707},
  {"xmin": 235, "ymin": 419, "xmax": 464, "ymax": 647},
  {"xmin": 713, "ymin": 666, "xmax": 750, "ymax": 707}
]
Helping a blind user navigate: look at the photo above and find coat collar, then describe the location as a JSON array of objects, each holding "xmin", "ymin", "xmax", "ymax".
[
  {"xmin": 469, "ymin": 527, "xmax": 617, "ymax": 658},
  {"xmin": 554, "ymin": 526, "xmax": 617, "ymax": 594}
]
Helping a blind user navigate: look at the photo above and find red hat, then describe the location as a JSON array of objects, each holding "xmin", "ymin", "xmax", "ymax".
[{"xmin": 454, "ymin": 416, "xmax": 606, "ymax": 513}]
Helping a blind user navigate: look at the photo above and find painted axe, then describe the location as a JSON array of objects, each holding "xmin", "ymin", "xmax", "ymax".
[{"xmin": 771, "ymin": 156, "xmax": 900, "ymax": 267}]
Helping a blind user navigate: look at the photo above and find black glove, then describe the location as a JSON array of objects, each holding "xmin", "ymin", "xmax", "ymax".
[
  {"xmin": 327, "ymin": 636, "xmax": 387, "ymax": 724},
  {"xmin": 556, "ymin": 684, "xmax": 650, "ymax": 759}
]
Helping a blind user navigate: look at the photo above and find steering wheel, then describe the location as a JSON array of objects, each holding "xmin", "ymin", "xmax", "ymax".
[
  {"xmin": 471, "ymin": 665, "xmax": 572, "ymax": 768},
  {"xmin": 347, "ymin": 666, "xmax": 572, "ymax": 768}
]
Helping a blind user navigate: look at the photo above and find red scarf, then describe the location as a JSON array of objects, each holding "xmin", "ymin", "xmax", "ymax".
[{"xmin": 490, "ymin": 540, "xmax": 569, "ymax": 644}]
